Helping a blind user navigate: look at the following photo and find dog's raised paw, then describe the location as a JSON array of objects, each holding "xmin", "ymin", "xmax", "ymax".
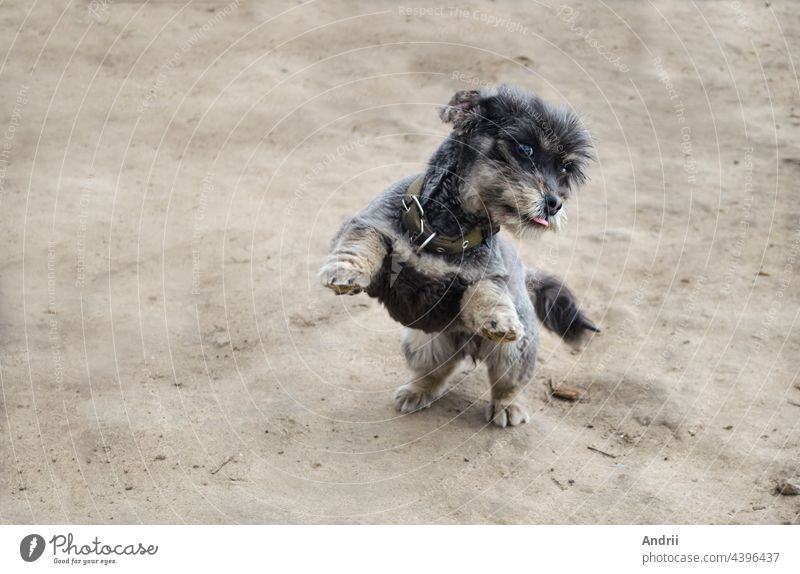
[
  {"xmin": 485, "ymin": 399, "xmax": 529, "ymax": 428},
  {"xmin": 480, "ymin": 314, "xmax": 524, "ymax": 343},
  {"xmin": 319, "ymin": 262, "xmax": 370, "ymax": 295},
  {"xmin": 394, "ymin": 383, "xmax": 442, "ymax": 414}
]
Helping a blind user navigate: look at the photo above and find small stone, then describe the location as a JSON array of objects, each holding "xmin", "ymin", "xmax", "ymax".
[{"xmin": 775, "ymin": 478, "xmax": 800, "ymax": 496}]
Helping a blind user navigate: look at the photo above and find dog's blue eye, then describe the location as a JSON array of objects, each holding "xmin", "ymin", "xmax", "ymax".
[{"xmin": 517, "ymin": 144, "xmax": 534, "ymax": 158}]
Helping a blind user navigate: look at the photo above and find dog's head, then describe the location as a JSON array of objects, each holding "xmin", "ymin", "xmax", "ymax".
[{"xmin": 439, "ymin": 85, "xmax": 592, "ymax": 235}]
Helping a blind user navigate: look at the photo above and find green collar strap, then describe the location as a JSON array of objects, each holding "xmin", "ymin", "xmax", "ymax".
[{"xmin": 401, "ymin": 175, "xmax": 496, "ymax": 255}]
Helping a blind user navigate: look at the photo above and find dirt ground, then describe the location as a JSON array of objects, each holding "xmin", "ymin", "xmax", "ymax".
[{"xmin": 1, "ymin": 0, "xmax": 799, "ymax": 524}]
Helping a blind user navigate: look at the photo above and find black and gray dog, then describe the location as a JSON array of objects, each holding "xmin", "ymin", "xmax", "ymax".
[{"xmin": 319, "ymin": 85, "xmax": 598, "ymax": 427}]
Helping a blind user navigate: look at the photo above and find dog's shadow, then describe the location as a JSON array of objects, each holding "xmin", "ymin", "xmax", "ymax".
[{"xmin": 398, "ymin": 364, "xmax": 500, "ymax": 430}]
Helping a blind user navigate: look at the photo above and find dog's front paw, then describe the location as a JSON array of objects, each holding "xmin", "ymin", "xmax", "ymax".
[
  {"xmin": 485, "ymin": 398, "xmax": 529, "ymax": 428},
  {"xmin": 479, "ymin": 311, "xmax": 524, "ymax": 343},
  {"xmin": 394, "ymin": 383, "xmax": 442, "ymax": 414},
  {"xmin": 319, "ymin": 260, "xmax": 371, "ymax": 295}
]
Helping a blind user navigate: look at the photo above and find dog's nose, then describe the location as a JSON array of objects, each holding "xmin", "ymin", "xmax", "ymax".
[{"xmin": 545, "ymin": 194, "xmax": 562, "ymax": 216}]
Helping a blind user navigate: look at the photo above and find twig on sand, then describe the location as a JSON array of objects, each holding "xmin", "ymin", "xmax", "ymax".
[
  {"xmin": 548, "ymin": 379, "xmax": 583, "ymax": 401},
  {"xmin": 787, "ymin": 399, "xmax": 800, "ymax": 408},
  {"xmin": 587, "ymin": 445, "xmax": 617, "ymax": 459},
  {"xmin": 210, "ymin": 455, "xmax": 235, "ymax": 475}
]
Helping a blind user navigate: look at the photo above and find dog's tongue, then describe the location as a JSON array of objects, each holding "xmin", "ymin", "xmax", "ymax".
[{"xmin": 532, "ymin": 217, "xmax": 549, "ymax": 227}]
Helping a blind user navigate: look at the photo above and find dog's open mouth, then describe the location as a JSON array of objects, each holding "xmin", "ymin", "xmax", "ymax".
[{"xmin": 531, "ymin": 216, "xmax": 549, "ymax": 228}]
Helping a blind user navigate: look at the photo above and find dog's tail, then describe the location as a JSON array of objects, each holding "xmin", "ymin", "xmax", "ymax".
[{"xmin": 525, "ymin": 267, "xmax": 599, "ymax": 344}]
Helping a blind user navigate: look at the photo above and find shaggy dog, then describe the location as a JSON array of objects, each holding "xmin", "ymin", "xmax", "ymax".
[{"xmin": 319, "ymin": 85, "xmax": 598, "ymax": 427}]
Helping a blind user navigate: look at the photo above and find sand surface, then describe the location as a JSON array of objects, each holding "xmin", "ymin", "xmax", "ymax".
[{"xmin": 1, "ymin": 0, "xmax": 799, "ymax": 524}]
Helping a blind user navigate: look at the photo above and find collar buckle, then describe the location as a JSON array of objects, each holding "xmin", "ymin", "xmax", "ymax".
[
  {"xmin": 401, "ymin": 174, "xmax": 495, "ymax": 256},
  {"xmin": 415, "ymin": 232, "xmax": 437, "ymax": 253},
  {"xmin": 402, "ymin": 195, "xmax": 424, "ymax": 216}
]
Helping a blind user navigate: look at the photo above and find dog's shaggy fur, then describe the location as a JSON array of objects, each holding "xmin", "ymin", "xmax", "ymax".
[{"xmin": 319, "ymin": 85, "xmax": 598, "ymax": 427}]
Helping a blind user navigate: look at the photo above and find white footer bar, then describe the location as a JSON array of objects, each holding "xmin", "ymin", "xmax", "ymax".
[{"xmin": 1, "ymin": 525, "xmax": 798, "ymax": 573}]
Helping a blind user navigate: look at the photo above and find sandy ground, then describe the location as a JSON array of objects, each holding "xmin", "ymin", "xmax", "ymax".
[{"xmin": 1, "ymin": 0, "xmax": 799, "ymax": 524}]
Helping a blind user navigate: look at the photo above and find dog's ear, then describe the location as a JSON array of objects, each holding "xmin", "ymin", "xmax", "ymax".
[{"xmin": 439, "ymin": 90, "xmax": 482, "ymax": 132}]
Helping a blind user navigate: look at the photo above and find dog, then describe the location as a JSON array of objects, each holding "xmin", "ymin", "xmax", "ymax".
[{"xmin": 319, "ymin": 85, "xmax": 598, "ymax": 427}]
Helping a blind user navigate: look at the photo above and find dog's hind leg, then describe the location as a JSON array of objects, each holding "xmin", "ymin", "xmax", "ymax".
[
  {"xmin": 319, "ymin": 220, "xmax": 387, "ymax": 295},
  {"xmin": 482, "ymin": 338, "xmax": 536, "ymax": 428},
  {"xmin": 394, "ymin": 329, "xmax": 460, "ymax": 414},
  {"xmin": 460, "ymin": 278, "xmax": 525, "ymax": 343}
]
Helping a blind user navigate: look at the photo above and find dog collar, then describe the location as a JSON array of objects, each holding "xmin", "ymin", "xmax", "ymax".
[{"xmin": 401, "ymin": 175, "xmax": 495, "ymax": 255}]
